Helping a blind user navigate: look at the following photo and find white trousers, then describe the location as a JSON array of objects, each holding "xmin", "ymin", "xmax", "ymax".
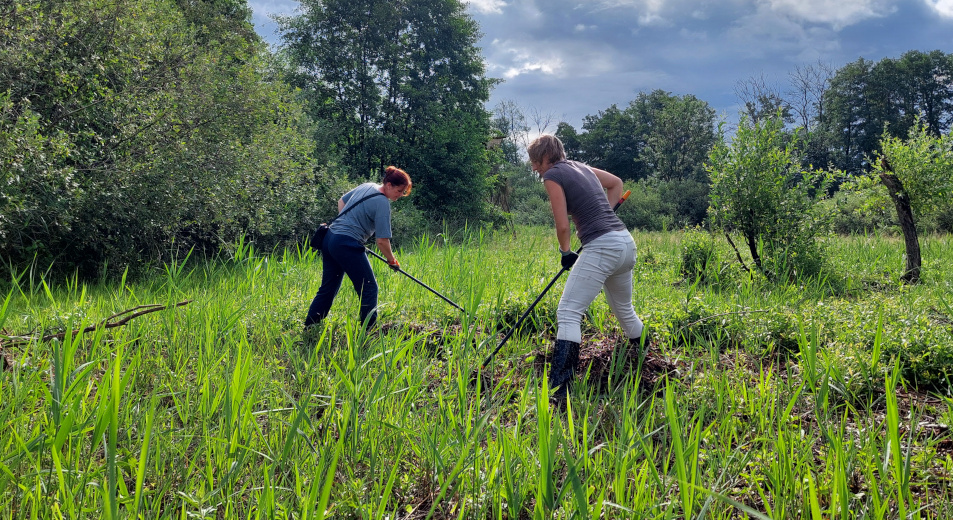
[{"xmin": 557, "ymin": 230, "xmax": 644, "ymax": 343}]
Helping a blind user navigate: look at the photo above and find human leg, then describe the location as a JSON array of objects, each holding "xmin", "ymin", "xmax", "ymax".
[
  {"xmin": 304, "ymin": 234, "xmax": 347, "ymax": 328},
  {"xmin": 601, "ymin": 235, "xmax": 644, "ymax": 341},
  {"xmin": 556, "ymin": 247, "xmax": 616, "ymax": 343},
  {"xmin": 335, "ymin": 241, "xmax": 379, "ymax": 328},
  {"xmin": 549, "ymin": 245, "xmax": 615, "ymax": 398}
]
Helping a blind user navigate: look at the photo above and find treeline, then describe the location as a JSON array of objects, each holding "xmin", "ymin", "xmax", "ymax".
[
  {"xmin": 0, "ymin": 0, "xmax": 498, "ymax": 277},
  {"xmin": 1, "ymin": 0, "xmax": 324, "ymax": 275},
  {"xmin": 498, "ymin": 51, "xmax": 953, "ymax": 234},
  {"xmin": 3, "ymin": 0, "xmax": 951, "ymax": 279}
]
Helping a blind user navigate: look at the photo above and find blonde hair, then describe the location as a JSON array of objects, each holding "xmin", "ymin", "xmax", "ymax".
[{"xmin": 527, "ymin": 134, "xmax": 566, "ymax": 165}]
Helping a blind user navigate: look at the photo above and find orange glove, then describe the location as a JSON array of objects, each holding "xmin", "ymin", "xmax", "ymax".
[{"xmin": 388, "ymin": 259, "xmax": 400, "ymax": 271}]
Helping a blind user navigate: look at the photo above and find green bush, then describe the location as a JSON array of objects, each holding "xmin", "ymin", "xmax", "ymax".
[
  {"xmin": 507, "ymin": 167, "xmax": 552, "ymax": 227},
  {"xmin": 822, "ymin": 182, "xmax": 897, "ymax": 235},
  {"xmin": 679, "ymin": 228, "xmax": 718, "ymax": 282},
  {"xmin": 617, "ymin": 180, "xmax": 668, "ymax": 231},
  {"xmin": 0, "ymin": 0, "xmax": 323, "ymax": 277}
]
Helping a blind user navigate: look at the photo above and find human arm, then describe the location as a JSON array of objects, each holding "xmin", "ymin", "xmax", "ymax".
[
  {"xmin": 544, "ymin": 179, "xmax": 573, "ymax": 253},
  {"xmin": 337, "ymin": 198, "xmax": 345, "ymax": 213},
  {"xmin": 590, "ymin": 167, "xmax": 623, "ymax": 206},
  {"xmin": 376, "ymin": 237, "xmax": 399, "ymax": 268}
]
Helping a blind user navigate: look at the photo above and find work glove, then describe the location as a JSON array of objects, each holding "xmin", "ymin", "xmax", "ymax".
[
  {"xmin": 560, "ymin": 250, "xmax": 578, "ymax": 270},
  {"xmin": 388, "ymin": 259, "xmax": 401, "ymax": 271}
]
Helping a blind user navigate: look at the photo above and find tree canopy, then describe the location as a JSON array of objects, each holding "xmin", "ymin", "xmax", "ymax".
[
  {"xmin": 279, "ymin": 0, "xmax": 497, "ymax": 224},
  {"xmin": 0, "ymin": 0, "xmax": 320, "ymax": 275}
]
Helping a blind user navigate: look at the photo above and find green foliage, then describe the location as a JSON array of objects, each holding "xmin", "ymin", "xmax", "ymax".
[
  {"xmin": 616, "ymin": 180, "xmax": 668, "ymax": 230},
  {"xmin": 564, "ymin": 90, "xmax": 719, "ymax": 186},
  {"xmin": 279, "ymin": 0, "xmax": 496, "ymax": 225},
  {"xmin": 819, "ymin": 50, "xmax": 953, "ymax": 175},
  {"xmin": 507, "ymin": 165, "xmax": 552, "ymax": 227},
  {"xmin": 707, "ymin": 114, "xmax": 832, "ymax": 279},
  {"xmin": 821, "ymin": 178, "xmax": 897, "ymax": 235},
  {"xmin": 615, "ymin": 178, "xmax": 710, "ymax": 231},
  {"xmin": 679, "ymin": 228, "xmax": 719, "ymax": 282},
  {"xmin": 0, "ymin": 0, "xmax": 323, "ymax": 276},
  {"xmin": 872, "ymin": 121, "xmax": 953, "ymax": 220}
]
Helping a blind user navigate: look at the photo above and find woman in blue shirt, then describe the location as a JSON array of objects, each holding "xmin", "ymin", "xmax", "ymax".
[{"xmin": 304, "ymin": 166, "xmax": 412, "ymax": 331}]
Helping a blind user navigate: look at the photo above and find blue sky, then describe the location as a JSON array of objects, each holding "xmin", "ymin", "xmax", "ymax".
[{"xmin": 249, "ymin": 0, "xmax": 953, "ymax": 131}]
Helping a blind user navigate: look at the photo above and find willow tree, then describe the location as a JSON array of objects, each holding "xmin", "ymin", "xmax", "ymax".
[
  {"xmin": 707, "ymin": 114, "xmax": 830, "ymax": 279},
  {"xmin": 873, "ymin": 122, "xmax": 953, "ymax": 283}
]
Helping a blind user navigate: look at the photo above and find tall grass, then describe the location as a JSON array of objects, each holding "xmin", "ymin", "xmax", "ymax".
[{"xmin": 0, "ymin": 228, "xmax": 951, "ymax": 518}]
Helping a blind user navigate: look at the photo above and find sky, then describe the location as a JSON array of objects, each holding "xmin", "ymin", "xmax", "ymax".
[{"xmin": 248, "ymin": 0, "xmax": 953, "ymax": 131}]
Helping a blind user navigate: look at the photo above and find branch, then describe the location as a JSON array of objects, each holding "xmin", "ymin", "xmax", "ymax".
[
  {"xmin": 1, "ymin": 300, "xmax": 193, "ymax": 350},
  {"xmin": 723, "ymin": 232, "xmax": 751, "ymax": 273}
]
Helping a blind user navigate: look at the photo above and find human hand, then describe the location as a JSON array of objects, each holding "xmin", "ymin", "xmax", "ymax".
[
  {"xmin": 388, "ymin": 259, "xmax": 401, "ymax": 271},
  {"xmin": 560, "ymin": 250, "xmax": 578, "ymax": 270}
]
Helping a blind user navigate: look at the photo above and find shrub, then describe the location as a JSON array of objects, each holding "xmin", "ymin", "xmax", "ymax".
[
  {"xmin": 679, "ymin": 228, "xmax": 718, "ymax": 282},
  {"xmin": 707, "ymin": 114, "xmax": 832, "ymax": 281}
]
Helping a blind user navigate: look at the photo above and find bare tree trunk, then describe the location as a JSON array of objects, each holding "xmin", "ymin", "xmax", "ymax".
[
  {"xmin": 879, "ymin": 169, "xmax": 921, "ymax": 283},
  {"xmin": 744, "ymin": 232, "xmax": 763, "ymax": 273}
]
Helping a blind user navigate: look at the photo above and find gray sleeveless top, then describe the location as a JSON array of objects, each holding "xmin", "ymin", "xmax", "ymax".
[{"xmin": 542, "ymin": 160, "xmax": 626, "ymax": 245}]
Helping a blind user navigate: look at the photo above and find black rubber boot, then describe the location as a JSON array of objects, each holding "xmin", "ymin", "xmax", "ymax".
[
  {"xmin": 549, "ymin": 339, "xmax": 580, "ymax": 402},
  {"xmin": 628, "ymin": 335, "xmax": 644, "ymax": 350}
]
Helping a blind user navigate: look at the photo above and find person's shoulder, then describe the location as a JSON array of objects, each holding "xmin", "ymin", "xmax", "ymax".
[{"xmin": 567, "ymin": 160, "xmax": 593, "ymax": 172}]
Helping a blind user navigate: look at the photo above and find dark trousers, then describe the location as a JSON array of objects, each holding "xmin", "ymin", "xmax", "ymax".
[{"xmin": 304, "ymin": 231, "xmax": 378, "ymax": 328}]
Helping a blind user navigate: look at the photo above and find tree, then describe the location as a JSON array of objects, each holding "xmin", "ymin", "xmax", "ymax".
[
  {"xmin": 819, "ymin": 51, "xmax": 953, "ymax": 176},
  {"xmin": 634, "ymin": 90, "xmax": 717, "ymax": 182},
  {"xmin": 787, "ymin": 61, "xmax": 833, "ymax": 131},
  {"xmin": 735, "ymin": 73, "xmax": 793, "ymax": 125},
  {"xmin": 707, "ymin": 114, "xmax": 830, "ymax": 278},
  {"xmin": 575, "ymin": 104, "xmax": 646, "ymax": 180},
  {"xmin": 492, "ymin": 99, "xmax": 529, "ymax": 165},
  {"xmin": 555, "ymin": 122, "xmax": 582, "ymax": 160},
  {"xmin": 279, "ymin": 0, "xmax": 496, "ymax": 224},
  {"xmin": 872, "ymin": 122, "xmax": 953, "ymax": 283},
  {"xmin": 820, "ymin": 58, "xmax": 880, "ymax": 174},
  {"xmin": 895, "ymin": 50, "xmax": 953, "ymax": 136},
  {"xmin": 0, "ymin": 0, "xmax": 319, "ymax": 275}
]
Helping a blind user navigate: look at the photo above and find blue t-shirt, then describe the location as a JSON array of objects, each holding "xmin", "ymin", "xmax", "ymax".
[{"xmin": 329, "ymin": 183, "xmax": 392, "ymax": 242}]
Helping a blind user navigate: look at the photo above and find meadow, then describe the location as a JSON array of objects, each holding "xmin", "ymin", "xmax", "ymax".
[{"xmin": 1, "ymin": 227, "xmax": 952, "ymax": 519}]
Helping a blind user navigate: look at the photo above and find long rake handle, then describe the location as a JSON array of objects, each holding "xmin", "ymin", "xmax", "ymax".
[
  {"xmin": 365, "ymin": 248, "xmax": 468, "ymax": 314},
  {"xmin": 481, "ymin": 189, "xmax": 631, "ymax": 369}
]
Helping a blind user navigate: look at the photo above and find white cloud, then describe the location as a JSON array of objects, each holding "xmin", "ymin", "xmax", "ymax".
[
  {"xmin": 502, "ymin": 61, "xmax": 562, "ymax": 79},
  {"xmin": 763, "ymin": 0, "xmax": 893, "ymax": 28},
  {"xmin": 493, "ymin": 43, "xmax": 566, "ymax": 78},
  {"xmin": 466, "ymin": 0, "xmax": 508, "ymax": 14},
  {"xmin": 925, "ymin": 0, "xmax": 953, "ymax": 17}
]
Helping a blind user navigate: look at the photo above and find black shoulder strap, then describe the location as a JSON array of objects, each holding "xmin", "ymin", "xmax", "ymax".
[{"xmin": 328, "ymin": 191, "xmax": 385, "ymax": 225}]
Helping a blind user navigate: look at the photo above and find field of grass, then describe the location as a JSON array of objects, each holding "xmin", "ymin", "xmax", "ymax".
[{"xmin": 1, "ymin": 228, "xmax": 952, "ymax": 519}]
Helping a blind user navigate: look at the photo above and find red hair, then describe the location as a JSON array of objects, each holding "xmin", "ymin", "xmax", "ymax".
[{"xmin": 383, "ymin": 166, "xmax": 412, "ymax": 195}]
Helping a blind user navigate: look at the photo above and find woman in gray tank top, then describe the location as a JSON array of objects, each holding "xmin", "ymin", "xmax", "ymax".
[{"xmin": 528, "ymin": 135, "xmax": 646, "ymax": 404}]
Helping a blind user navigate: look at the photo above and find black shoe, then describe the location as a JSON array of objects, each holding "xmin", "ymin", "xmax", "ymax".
[
  {"xmin": 301, "ymin": 324, "xmax": 322, "ymax": 346},
  {"xmin": 549, "ymin": 339, "xmax": 580, "ymax": 399}
]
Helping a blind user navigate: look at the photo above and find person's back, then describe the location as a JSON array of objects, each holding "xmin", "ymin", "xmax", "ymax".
[
  {"xmin": 331, "ymin": 183, "xmax": 392, "ymax": 243},
  {"xmin": 542, "ymin": 160, "xmax": 625, "ymax": 245}
]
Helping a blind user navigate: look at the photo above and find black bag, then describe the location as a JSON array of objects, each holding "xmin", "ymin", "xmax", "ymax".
[
  {"xmin": 307, "ymin": 191, "xmax": 384, "ymax": 252},
  {"xmin": 308, "ymin": 223, "xmax": 330, "ymax": 251}
]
